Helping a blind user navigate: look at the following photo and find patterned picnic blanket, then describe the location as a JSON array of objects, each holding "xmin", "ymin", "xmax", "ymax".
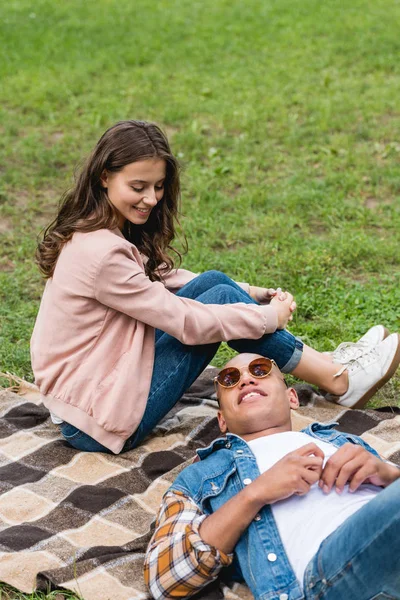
[{"xmin": 0, "ymin": 370, "xmax": 399, "ymax": 600}]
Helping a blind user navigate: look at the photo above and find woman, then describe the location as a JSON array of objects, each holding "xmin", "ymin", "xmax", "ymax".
[{"xmin": 31, "ymin": 120, "xmax": 400, "ymax": 454}]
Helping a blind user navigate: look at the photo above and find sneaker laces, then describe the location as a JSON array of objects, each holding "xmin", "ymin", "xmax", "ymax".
[
  {"xmin": 332, "ymin": 340, "xmax": 370, "ymax": 363},
  {"xmin": 334, "ymin": 345, "xmax": 379, "ymax": 378}
]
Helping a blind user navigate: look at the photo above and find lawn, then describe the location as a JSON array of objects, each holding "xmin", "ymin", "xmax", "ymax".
[{"xmin": 0, "ymin": 0, "xmax": 400, "ymax": 596}]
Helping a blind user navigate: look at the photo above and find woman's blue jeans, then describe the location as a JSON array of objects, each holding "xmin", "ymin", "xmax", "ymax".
[
  {"xmin": 303, "ymin": 476, "xmax": 400, "ymax": 599},
  {"xmin": 60, "ymin": 270, "xmax": 303, "ymax": 453}
]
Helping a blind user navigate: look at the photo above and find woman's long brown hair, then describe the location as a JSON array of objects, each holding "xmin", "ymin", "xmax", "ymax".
[{"xmin": 36, "ymin": 120, "xmax": 186, "ymax": 281}]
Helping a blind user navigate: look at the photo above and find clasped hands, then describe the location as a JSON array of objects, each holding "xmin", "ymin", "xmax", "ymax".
[
  {"xmin": 249, "ymin": 286, "xmax": 296, "ymax": 329},
  {"xmin": 251, "ymin": 443, "xmax": 400, "ymax": 506}
]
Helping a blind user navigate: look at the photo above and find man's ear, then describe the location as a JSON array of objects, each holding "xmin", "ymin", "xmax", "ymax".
[
  {"xmin": 100, "ymin": 170, "xmax": 108, "ymax": 188},
  {"xmin": 217, "ymin": 410, "xmax": 228, "ymax": 434},
  {"xmin": 288, "ymin": 387, "xmax": 300, "ymax": 410}
]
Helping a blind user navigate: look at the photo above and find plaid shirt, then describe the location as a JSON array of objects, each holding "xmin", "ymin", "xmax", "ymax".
[{"xmin": 144, "ymin": 490, "xmax": 233, "ymax": 599}]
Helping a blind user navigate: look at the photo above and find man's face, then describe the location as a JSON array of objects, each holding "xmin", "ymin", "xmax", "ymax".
[{"xmin": 217, "ymin": 353, "xmax": 299, "ymax": 437}]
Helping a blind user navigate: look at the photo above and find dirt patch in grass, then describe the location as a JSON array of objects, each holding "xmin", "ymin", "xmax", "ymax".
[
  {"xmin": 348, "ymin": 271, "xmax": 384, "ymax": 283},
  {"xmin": 364, "ymin": 197, "xmax": 379, "ymax": 209},
  {"xmin": 0, "ymin": 258, "xmax": 15, "ymax": 272},
  {"xmin": 362, "ymin": 194, "xmax": 396, "ymax": 210},
  {"xmin": 308, "ymin": 219, "xmax": 329, "ymax": 235},
  {"xmin": 9, "ymin": 189, "xmax": 32, "ymax": 209},
  {"xmin": 0, "ymin": 217, "xmax": 13, "ymax": 234}
]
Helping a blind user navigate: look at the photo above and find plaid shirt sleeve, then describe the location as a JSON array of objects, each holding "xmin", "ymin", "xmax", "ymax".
[{"xmin": 144, "ymin": 490, "xmax": 233, "ymax": 599}]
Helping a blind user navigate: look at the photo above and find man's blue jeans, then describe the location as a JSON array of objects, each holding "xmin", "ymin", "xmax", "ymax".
[
  {"xmin": 304, "ymin": 477, "xmax": 400, "ymax": 599},
  {"xmin": 60, "ymin": 270, "xmax": 303, "ymax": 453}
]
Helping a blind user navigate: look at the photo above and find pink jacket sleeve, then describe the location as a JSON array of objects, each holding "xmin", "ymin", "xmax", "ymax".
[
  {"xmin": 94, "ymin": 245, "xmax": 277, "ymax": 346},
  {"xmin": 159, "ymin": 266, "xmax": 251, "ymax": 295}
]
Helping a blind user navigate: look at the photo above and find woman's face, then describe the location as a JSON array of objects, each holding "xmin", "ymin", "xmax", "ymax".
[{"xmin": 101, "ymin": 158, "xmax": 166, "ymax": 229}]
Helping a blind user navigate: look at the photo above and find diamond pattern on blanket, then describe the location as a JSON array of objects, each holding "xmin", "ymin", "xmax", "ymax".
[
  {"xmin": 135, "ymin": 480, "xmax": 172, "ymax": 514},
  {"xmin": 62, "ymin": 516, "xmax": 138, "ymax": 547},
  {"xmin": 26, "ymin": 472, "xmax": 82, "ymax": 503},
  {"xmin": 141, "ymin": 432, "xmax": 186, "ymax": 452},
  {"xmin": 0, "ymin": 461, "xmax": 46, "ymax": 493},
  {"xmin": 0, "ymin": 524, "xmax": 52, "ymax": 551},
  {"xmin": 0, "ymin": 421, "xmax": 17, "ymax": 440},
  {"xmin": 63, "ymin": 485, "xmax": 126, "ymax": 513},
  {"xmin": 360, "ymin": 433, "xmax": 400, "ymax": 459},
  {"xmin": 63, "ymin": 567, "xmax": 145, "ymax": 600},
  {"xmin": 53, "ymin": 452, "xmax": 131, "ymax": 484},
  {"xmin": 388, "ymin": 449, "xmax": 400, "ymax": 464},
  {"xmin": 0, "ymin": 431, "xmax": 54, "ymax": 461},
  {"xmin": 106, "ymin": 554, "xmax": 149, "ymax": 592},
  {"xmin": 0, "ymin": 488, "xmax": 56, "ymax": 525},
  {"xmin": 104, "ymin": 496, "xmax": 156, "ymax": 533},
  {"xmin": 34, "ymin": 503, "xmax": 96, "ymax": 533},
  {"xmin": 2, "ymin": 402, "xmax": 49, "ymax": 430},
  {"xmin": 0, "ymin": 371, "xmax": 398, "ymax": 600},
  {"xmin": 224, "ymin": 583, "xmax": 255, "ymax": 599},
  {"xmin": 0, "ymin": 394, "xmax": 29, "ymax": 418},
  {"xmin": 96, "ymin": 467, "xmax": 152, "ymax": 496},
  {"xmin": 367, "ymin": 414, "xmax": 400, "ymax": 442},
  {"xmin": 0, "ymin": 551, "xmax": 65, "ymax": 593},
  {"xmin": 336, "ymin": 408, "xmax": 396, "ymax": 436},
  {"xmin": 21, "ymin": 439, "xmax": 77, "ymax": 470},
  {"xmin": 140, "ymin": 450, "xmax": 185, "ymax": 481}
]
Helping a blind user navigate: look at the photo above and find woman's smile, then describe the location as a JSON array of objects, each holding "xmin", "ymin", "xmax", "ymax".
[
  {"xmin": 133, "ymin": 206, "xmax": 151, "ymax": 215},
  {"xmin": 101, "ymin": 158, "xmax": 166, "ymax": 229}
]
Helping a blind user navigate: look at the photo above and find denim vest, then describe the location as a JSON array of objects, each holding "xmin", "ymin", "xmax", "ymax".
[{"xmin": 170, "ymin": 423, "xmax": 379, "ymax": 600}]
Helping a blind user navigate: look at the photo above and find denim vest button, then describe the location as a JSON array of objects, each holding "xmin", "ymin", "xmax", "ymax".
[
  {"xmin": 254, "ymin": 514, "xmax": 261, "ymax": 521},
  {"xmin": 243, "ymin": 478, "xmax": 252, "ymax": 485},
  {"xmin": 226, "ymin": 442, "xmax": 231, "ymax": 449},
  {"xmin": 279, "ymin": 594, "xmax": 288, "ymax": 600},
  {"xmin": 267, "ymin": 552, "xmax": 277, "ymax": 562}
]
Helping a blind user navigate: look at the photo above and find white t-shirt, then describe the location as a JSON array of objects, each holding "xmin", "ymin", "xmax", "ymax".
[{"xmin": 247, "ymin": 431, "xmax": 380, "ymax": 589}]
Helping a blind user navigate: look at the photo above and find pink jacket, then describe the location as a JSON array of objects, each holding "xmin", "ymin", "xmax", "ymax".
[{"xmin": 31, "ymin": 229, "xmax": 278, "ymax": 453}]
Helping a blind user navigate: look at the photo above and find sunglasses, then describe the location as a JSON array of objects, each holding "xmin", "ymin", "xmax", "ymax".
[{"xmin": 214, "ymin": 357, "xmax": 277, "ymax": 390}]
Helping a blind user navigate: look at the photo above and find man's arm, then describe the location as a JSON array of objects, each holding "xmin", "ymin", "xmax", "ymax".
[
  {"xmin": 144, "ymin": 491, "xmax": 233, "ymax": 600},
  {"xmin": 145, "ymin": 444, "xmax": 323, "ymax": 598},
  {"xmin": 200, "ymin": 442, "xmax": 324, "ymax": 553}
]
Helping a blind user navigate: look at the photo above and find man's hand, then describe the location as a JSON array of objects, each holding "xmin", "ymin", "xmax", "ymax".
[
  {"xmin": 199, "ymin": 443, "xmax": 323, "ymax": 555},
  {"xmin": 250, "ymin": 443, "xmax": 325, "ymax": 505},
  {"xmin": 319, "ymin": 443, "xmax": 400, "ymax": 494}
]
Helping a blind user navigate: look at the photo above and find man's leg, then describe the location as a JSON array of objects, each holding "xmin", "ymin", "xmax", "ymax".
[{"xmin": 304, "ymin": 478, "xmax": 400, "ymax": 600}]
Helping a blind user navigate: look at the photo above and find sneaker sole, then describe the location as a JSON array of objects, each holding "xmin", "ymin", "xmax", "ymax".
[
  {"xmin": 349, "ymin": 333, "xmax": 400, "ymax": 409},
  {"xmin": 379, "ymin": 325, "xmax": 391, "ymax": 342}
]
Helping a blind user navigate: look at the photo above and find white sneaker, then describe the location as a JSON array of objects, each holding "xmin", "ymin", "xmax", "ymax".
[
  {"xmin": 336, "ymin": 333, "xmax": 400, "ymax": 408},
  {"xmin": 331, "ymin": 325, "xmax": 390, "ymax": 363}
]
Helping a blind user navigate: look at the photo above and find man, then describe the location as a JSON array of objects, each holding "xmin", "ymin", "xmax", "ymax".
[{"xmin": 144, "ymin": 353, "xmax": 400, "ymax": 600}]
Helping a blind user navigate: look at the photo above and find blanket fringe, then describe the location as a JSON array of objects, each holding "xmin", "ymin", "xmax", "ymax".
[{"xmin": 0, "ymin": 372, "xmax": 39, "ymax": 396}]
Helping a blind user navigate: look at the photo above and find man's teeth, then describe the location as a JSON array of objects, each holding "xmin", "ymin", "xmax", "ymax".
[{"xmin": 242, "ymin": 391, "xmax": 261, "ymax": 401}]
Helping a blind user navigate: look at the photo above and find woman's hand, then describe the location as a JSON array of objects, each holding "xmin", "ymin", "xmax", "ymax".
[
  {"xmin": 249, "ymin": 286, "xmax": 296, "ymax": 313},
  {"xmin": 249, "ymin": 286, "xmax": 279, "ymax": 304},
  {"xmin": 270, "ymin": 292, "xmax": 295, "ymax": 329}
]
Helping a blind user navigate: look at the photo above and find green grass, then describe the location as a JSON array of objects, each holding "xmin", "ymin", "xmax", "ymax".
[
  {"xmin": 0, "ymin": 0, "xmax": 400, "ymax": 595},
  {"xmin": 0, "ymin": 585, "xmax": 79, "ymax": 600}
]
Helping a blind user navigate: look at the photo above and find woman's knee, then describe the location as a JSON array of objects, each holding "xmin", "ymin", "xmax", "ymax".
[
  {"xmin": 197, "ymin": 270, "xmax": 234, "ymax": 288},
  {"xmin": 206, "ymin": 283, "xmax": 246, "ymax": 304}
]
